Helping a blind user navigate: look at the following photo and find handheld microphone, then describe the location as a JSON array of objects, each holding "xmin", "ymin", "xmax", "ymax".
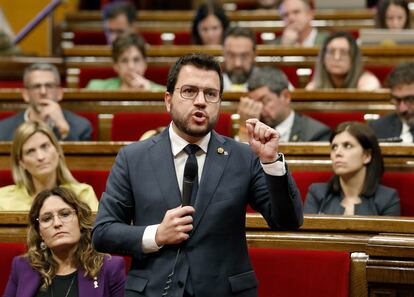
[{"xmin": 182, "ymin": 161, "xmax": 197, "ymax": 206}]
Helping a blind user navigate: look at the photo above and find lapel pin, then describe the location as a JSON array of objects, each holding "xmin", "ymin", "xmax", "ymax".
[
  {"xmin": 291, "ymin": 134, "xmax": 299, "ymax": 142},
  {"xmin": 217, "ymin": 147, "xmax": 228, "ymax": 155},
  {"xmin": 93, "ymin": 277, "xmax": 99, "ymax": 288}
]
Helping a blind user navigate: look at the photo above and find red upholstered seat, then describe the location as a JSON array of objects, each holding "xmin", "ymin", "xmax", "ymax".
[
  {"xmin": 291, "ymin": 171, "xmax": 333, "ymax": 202},
  {"xmin": 0, "ymin": 170, "xmax": 13, "ymax": 187},
  {"xmin": 111, "ymin": 112, "xmax": 232, "ymax": 141},
  {"xmin": 365, "ymin": 65, "xmax": 393, "ymax": 85},
  {"xmin": 73, "ymin": 31, "xmax": 107, "ymax": 45},
  {"xmin": 72, "ymin": 170, "xmax": 110, "ymax": 199},
  {"xmin": 0, "ymin": 81, "xmax": 23, "ymax": 88},
  {"xmin": 76, "ymin": 112, "xmax": 99, "ymax": 141},
  {"xmin": 0, "ymin": 242, "xmax": 26, "ymax": 294},
  {"xmin": 382, "ymin": 172, "xmax": 414, "ymax": 217},
  {"xmin": 0, "ymin": 111, "xmax": 14, "ymax": 121},
  {"xmin": 249, "ymin": 248, "xmax": 349, "ymax": 297},
  {"xmin": 302, "ymin": 111, "xmax": 366, "ymax": 130}
]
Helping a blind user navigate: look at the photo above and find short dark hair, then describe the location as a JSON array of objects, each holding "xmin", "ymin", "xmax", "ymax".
[
  {"xmin": 328, "ymin": 121, "xmax": 384, "ymax": 197},
  {"xmin": 112, "ymin": 33, "xmax": 146, "ymax": 61},
  {"xmin": 166, "ymin": 53, "xmax": 223, "ymax": 95},
  {"xmin": 376, "ymin": 0, "xmax": 410, "ymax": 29},
  {"xmin": 192, "ymin": 2, "xmax": 230, "ymax": 45},
  {"xmin": 223, "ymin": 26, "xmax": 257, "ymax": 50},
  {"xmin": 385, "ymin": 62, "xmax": 414, "ymax": 89},
  {"xmin": 102, "ymin": 1, "xmax": 137, "ymax": 23},
  {"xmin": 247, "ymin": 66, "xmax": 289, "ymax": 94}
]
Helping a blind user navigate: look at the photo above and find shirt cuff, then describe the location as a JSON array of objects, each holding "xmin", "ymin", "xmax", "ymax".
[
  {"xmin": 142, "ymin": 224, "xmax": 162, "ymax": 253},
  {"xmin": 261, "ymin": 153, "xmax": 286, "ymax": 176}
]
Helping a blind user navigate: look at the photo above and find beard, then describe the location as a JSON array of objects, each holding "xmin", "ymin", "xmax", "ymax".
[
  {"xmin": 227, "ymin": 68, "xmax": 252, "ymax": 84},
  {"xmin": 170, "ymin": 103, "xmax": 218, "ymax": 138}
]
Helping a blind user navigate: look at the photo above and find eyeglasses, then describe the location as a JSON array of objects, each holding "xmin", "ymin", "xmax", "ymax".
[
  {"xmin": 26, "ymin": 83, "xmax": 58, "ymax": 92},
  {"xmin": 37, "ymin": 208, "xmax": 76, "ymax": 229},
  {"xmin": 325, "ymin": 49, "xmax": 350, "ymax": 60},
  {"xmin": 175, "ymin": 85, "xmax": 221, "ymax": 103},
  {"xmin": 390, "ymin": 94, "xmax": 414, "ymax": 105}
]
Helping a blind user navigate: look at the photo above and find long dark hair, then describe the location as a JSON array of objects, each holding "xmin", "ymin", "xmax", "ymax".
[
  {"xmin": 376, "ymin": 0, "xmax": 411, "ymax": 29},
  {"xmin": 328, "ymin": 122, "xmax": 384, "ymax": 197}
]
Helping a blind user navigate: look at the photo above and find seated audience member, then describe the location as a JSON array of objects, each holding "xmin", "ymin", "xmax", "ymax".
[
  {"xmin": 102, "ymin": 1, "xmax": 137, "ymax": 45},
  {"xmin": 237, "ymin": 66, "xmax": 331, "ymax": 142},
  {"xmin": 376, "ymin": 0, "xmax": 411, "ymax": 29},
  {"xmin": 0, "ymin": 63, "xmax": 92, "ymax": 141},
  {"xmin": 192, "ymin": 2, "xmax": 229, "ymax": 46},
  {"xmin": 370, "ymin": 62, "xmax": 414, "ymax": 142},
  {"xmin": 304, "ymin": 122, "xmax": 400, "ymax": 216},
  {"xmin": 86, "ymin": 33, "xmax": 164, "ymax": 91},
  {"xmin": 4, "ymin": 187, "xmax": 125, "ymax": 296},
  {"xmin": 0, "ymin": 122, "xmax": 98, "ymax": 211},
  {"xmin": 277, "ymin": 0, "xmax": 328, "ymax": 47},
  {"xmin": 222, "ymin": 27, "xmax": 258, "ymax": 91},
  {"xmin": 306, "ymin": 32, "xmax": 381, "ymax": 90}
]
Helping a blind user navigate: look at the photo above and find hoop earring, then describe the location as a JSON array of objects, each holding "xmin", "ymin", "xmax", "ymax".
[{"xmin": 40, "ymin": 241, "xmax": 47, "ymax": 251}]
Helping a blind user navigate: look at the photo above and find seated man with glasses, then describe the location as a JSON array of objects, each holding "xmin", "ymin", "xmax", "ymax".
[
  {"xmin": 0, "ymin": 63, "xmax": 92, "ymax": 141},
  {"xmin": 370, "ymin": 62, "xmax": 414, "ymax": 142}
]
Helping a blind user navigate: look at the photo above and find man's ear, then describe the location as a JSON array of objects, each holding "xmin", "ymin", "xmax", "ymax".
[
  {"xmin": 22, "ymin": 89, "xmax": 30, "ymax": 103},
  {"xmin": 164, "ymin": 92, "xmax": 172, "ymax": 113},
  {"xmin": 280, "ymin": 88, "xmax": 291, "ymax": 104}
]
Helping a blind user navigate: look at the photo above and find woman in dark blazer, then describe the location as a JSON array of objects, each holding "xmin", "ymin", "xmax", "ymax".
[
  {"xmin": 4, "ymin": 187, "xmax": 125, "ymax": 296},
  {"xmin": 304, "ymin": 122, "xmax": 400, "ymax": 216}
]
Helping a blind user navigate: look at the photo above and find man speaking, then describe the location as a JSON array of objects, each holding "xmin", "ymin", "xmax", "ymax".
[{"xmin": 92, "ymin": 53, "xmax": 303, "ymax": 297}]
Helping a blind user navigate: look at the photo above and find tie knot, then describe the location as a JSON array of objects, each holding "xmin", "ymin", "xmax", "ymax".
[{"xmin": 184, "ymin": 144, "xmax": 200, "ymax": 156}]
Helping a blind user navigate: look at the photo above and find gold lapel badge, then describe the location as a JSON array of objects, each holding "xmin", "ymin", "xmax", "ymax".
[{"xmin": 217, "ymin": 147, "xmax": 228, "ymax": 155}]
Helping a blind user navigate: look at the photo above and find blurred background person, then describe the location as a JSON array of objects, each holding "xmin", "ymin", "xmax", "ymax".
[
  {"xmin": 306, "ymin": 32, "xmax": 381, "ymax": 90},
  {"xmin": 0, "ymin": 122, "xmax": 98, "ymax": 211},
  {"xmin": 277, "ymin": 0, "xmax": 328, "ymax": 47},
  {"xmin": 222, "ymin": 26, "xmax": 258, "ymax": 91},
  {"xmin": 257, "ymin": 0, "xmax": 280, "ymax": 9},
  {"xmin": 237, "ymin": 66, "xmax": 331, "ymax": 142},
  {"xmin": 103, "ymin": 1, "xmax": 137, "ymax": 45},
  {"xmin": 192, "ymin": 2, "xmax": 229, "ymax": 46},
  {"xmin": 0, "ymin": 63, "xmax": 92, "ymax": 141},
  {"xmin": 370, "ymin": 62, "xmax": 414, "ymax": 142},
  {"xmin": 375, "ymin": 0, "xmax": 411, "ymax": 30},
  {"xmin": 304, "ymin": 122, "xmax": 400, "ymax": 216},
  {"xmin": 86, "ymin": 33, "xmax": 164, "ymax": 91},
  {"xmin": 4, "ymin": 187, "xmax": 125, "ymax": 296}
]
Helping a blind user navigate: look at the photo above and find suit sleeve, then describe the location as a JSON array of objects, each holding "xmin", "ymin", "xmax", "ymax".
[
  {"xmin": 92, "ymin": 148, "xmax": 147, "ymax": 259},
  {"xmin": 249, "ymin": 154, "xmax": 303, "ymax": 230}
]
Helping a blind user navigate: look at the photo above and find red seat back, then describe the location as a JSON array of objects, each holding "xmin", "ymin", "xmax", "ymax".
[
  {"xmin": 365, "ymin": 66, "xmax": 393, "ymax": 85},
  {"xmin": 76, "ymin": 112, "xmax": 99, "ymax": 141},
  {"xmin": 0, "ymin": 170, "xmax": 13, "ymax": 187},
  {"xmin": 382, "ymin": 172, "xmax": 414, "ymax": 217},
  {"xmin": 249, "ymin": 248, "xmax": 349, "ymax": 297},
  {"xmin": 0, "ymin": 111, "xmax": 14, "ymax": 121},
  {"xmin": 73, "ymin": 31, "xmax": 107, "ymax": 45},
  {"xmin": 291, "ymin": 171, "xmax": 333, "ymax": 202},
  {"xmin": 111, "ymin": 112, "xmax": 232, "ymax": 141},
  {"xmin": 72, "ymin": 170, "xmax": 110, "ymax": 199},
  {"xmin": 0, "ymin": 242, "xmax": 26, "ymax": 295},
  {"xmin": 302, "ymin": 111, "xmax": 365, "ymax": 130},
  {"xmin": 0, "ymin": 81, "xmax": 23, "ymax": 88}
]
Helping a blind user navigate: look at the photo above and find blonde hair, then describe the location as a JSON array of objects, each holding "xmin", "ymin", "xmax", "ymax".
[
  {"xmin": 11, "ymin": 121, "xmax": 77, "ymax": 195},
  {"xmin": 26, "ymin": 187, "xmax": 105, "ymax": 289}
]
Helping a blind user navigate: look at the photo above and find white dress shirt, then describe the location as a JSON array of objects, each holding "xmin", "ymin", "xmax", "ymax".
[{"xmin": 275, "ymin": 110, "xmax": 295, "ymax": 142}]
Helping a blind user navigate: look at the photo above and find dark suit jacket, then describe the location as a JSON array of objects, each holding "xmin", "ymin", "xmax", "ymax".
[
  {"xmin": 289, "ymin": 113, "xmax": 331, "ymax": 142},
  {"xmin": 369, "ymin": 112, "xmax": 413, "ymax": 142},
  {"xmin": 304, "ymin": 183, "xmax": 401, "ymax": 216},
  {"xmin": 3, "ymin": 255, "xmax": 125, "ymax": 297},
  {"xmin": 0, "ymin": 110, "xmax": 92, "ymax": 141},
  {"xmin": 92, "ymin": 129, "xmax": 303, "ymax": 297}
]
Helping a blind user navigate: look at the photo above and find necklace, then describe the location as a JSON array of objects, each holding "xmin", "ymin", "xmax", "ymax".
[{"xmin": 51, "ymin": 273, "xmax": 76, "ymax": 297}]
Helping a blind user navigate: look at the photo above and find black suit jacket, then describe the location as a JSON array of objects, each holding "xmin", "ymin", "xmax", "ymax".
[
  {"xmin": 0, "ymin": 110, "xmax": 92, "ymax": 141},
  {"xmin": 289, "ymin": 112, "xmax": 331, "ymax": 142},
  {"xmin": 369, "ymin": 112, "xmax": 414, "ymax": 142},
  {"xmin": 92, "ymin": 129, "xmax": 303, "ymax": 297}
]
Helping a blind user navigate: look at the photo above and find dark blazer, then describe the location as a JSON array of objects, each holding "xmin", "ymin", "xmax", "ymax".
[
  {"xmin": 289, "ymin": 112, "xmax": 331, "ymax": 142},
  {"xmin": 92, "ymin": 129, "xmax": 303, "ymax": 297},
  {"xmin": 304, "ymin": 183, "xmax": 401, "ymax": 216},
  {"xmin": 0, "ymin": 110, "xmax": 92, "ymax": 141},
  {"xmin": 369, "ymin": 112, "xmax": 413, "ymax": 142},
  {"xmin": 3, "ymin": 255, "xmax": 125, "ymax": 297}
]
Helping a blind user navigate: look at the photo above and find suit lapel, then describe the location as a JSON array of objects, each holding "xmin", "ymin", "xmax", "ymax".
[
  {"xmin": 149, "ymin": 129, "xmax": 182, "ymax": 209},
  {"xmin": 289, "ymin": 113, "xmax": 302, "ymax": 142},
  {"xmin": 192, "ymin": 132, "xmax": 229, "ymax": 232}
]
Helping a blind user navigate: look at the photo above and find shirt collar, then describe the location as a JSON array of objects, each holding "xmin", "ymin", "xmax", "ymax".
[
  {"xmin": 275, "ymin": 110, "xmax": 295, "ymax": 142},
  {"xmin": 169, "ymin": 123, "xmax": 210, "ymax": 157},
  {"xmin": 302, "ymin": 28, "xmax": 317, "ymax": 47}
]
